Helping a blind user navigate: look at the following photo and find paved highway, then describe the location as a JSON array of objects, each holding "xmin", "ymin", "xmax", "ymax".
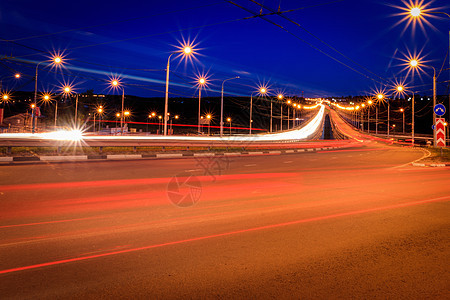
[{"xmin": 0, "ymin": 115, "xmax": 449, "ymax": 298}]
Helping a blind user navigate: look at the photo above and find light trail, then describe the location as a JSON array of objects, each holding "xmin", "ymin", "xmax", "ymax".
[
  {"xmin": 0, "ymin": 194, "xmax": 447, "ymax": 275},
  {"xmin": 0, "ymin": 105, "xmax": 325, "ymax": 142}
]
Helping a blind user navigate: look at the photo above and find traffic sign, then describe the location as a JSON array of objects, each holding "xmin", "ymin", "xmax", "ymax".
[
  {"xmin": 434, "ymin": 104, "xmax": 446, "ymax": 116},
  {"xmin": 436, "ymin": 118, "xmax": 446, "ymax": 147},
  {"xmin": 432, "ymin": 125, "xmax": 435, "ymax": 130}
]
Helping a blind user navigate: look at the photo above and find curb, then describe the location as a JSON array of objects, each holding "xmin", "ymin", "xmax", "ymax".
[
  {"xmin": 0, "ymin": 146, "xmax": 348, "ymax": 164},
  {"xmin": 411, "ymin": 162, "xmax": 450, "ymax": 167}
]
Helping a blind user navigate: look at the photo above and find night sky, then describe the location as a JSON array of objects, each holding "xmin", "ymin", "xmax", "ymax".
[{"xmin": 1, "ymin": 0, "xmax": 449, "ymax": 99}]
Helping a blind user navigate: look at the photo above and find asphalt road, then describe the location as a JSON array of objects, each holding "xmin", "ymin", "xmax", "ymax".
[
  {"xmin": 0, "ymin": 106, "xmax": 450, "ymax": 299},
  {"xmin": 0, "ymin": 127, "xmax": 449, "ymax": 297}
]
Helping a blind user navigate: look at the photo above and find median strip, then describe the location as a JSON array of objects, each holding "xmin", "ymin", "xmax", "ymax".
[{"xmin": 0, "ymin": 145, "xmax": 351, "ymax": 164}]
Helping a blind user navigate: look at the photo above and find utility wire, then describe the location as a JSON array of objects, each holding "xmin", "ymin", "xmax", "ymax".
[
  {"xmin": 226, "ymin": 1, "xmax": 388, "ymax": 86},
  {"xmin": 0, "ymin": 3, "xmax": 224, "ymax": 43},
  {"xmin": 248, "ymin": 0, "xmax": 389, "ymax": 84}
]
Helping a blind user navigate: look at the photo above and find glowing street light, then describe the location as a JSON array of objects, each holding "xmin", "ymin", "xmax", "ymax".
[
  {"xmin": 220, "ymin": 76, "xmax": 239, "ymax": 137},
  {"xmin": 14, "ymin": 73, "xmax": 20, "ymax": 79},
  {"xmin": 374, "ymin": 93, "xmax": 385, "ymax": 135},
  {"xmin": 2, "ymin": 94, "xmax": 8, "ymax": 101},
  {"xmin": 95, "ymin": 106, "xmax": 105, "ymax": 133},
  {"xmin": 197, "ymin": 77, "xmax": 207, "ymax": 134},
  {"xmin": 32, "ymin": 54, "xmax": 64, "ymax": 133},
  {"xmin": 286, "ymin": 99, "xmax": 292, "ymax": 130},
  {"xmin": 278, "ymin": 94, "xmax": 284, "ymax": 131},
  {"xmin": 409, "ymin": 57, "xmax": 438, "ymax": 146},
  {"xmin": 227, "ymin": 117, "xmax": 232, "ymax": 135},
  {"xmin": 164, "ymin": 43, "xmax": 195, "ymax": 136},
  {"xmin": 399, "ymin": 108, "xmax": 405, "ymax": 134},
  {"xmin": 403, "ymin": 3, "xmax": 450, "ymax": 143},
  {"xmin": 249, "ymin": 86, "xmax": 268, "ymax": 134},
  {"xmin": 53, "ymin": 85, "xmax": 72, "ymax": 127},
  {"xmin": 206, "ymin": 114, "xmax": 212, "ymax": 135},
  {"xmin": 366, "ymin": 99, "xmax": 373, "ymax": 133},
  {"xmin": 109, "ymin": 78, "xmax": 126, "ymax": 135},
  {"xmin": 410, "ymin": 7, "xmax": 421, "ymax": 17}
]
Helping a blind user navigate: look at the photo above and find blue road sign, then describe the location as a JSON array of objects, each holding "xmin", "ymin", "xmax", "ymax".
[
  {"xmin": 432, "ymin": 125, "xmax": 436, "ymax": 130},
  {"xmin": 434, "ymin": 104, "xmax": 446, "ymax": 116}
]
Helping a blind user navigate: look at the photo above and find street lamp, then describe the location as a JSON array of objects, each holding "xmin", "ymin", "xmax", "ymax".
[
  {"xmin": 220, "ymin": 76, "xmax": 239, "ymax": 137},
  {"xmin": 116, "ymin": 113, "xmax": 120, "ymax": 132},
  {"xmin": 55, "ymin": 85, "xmax": 72, "ymax": 127},
  {"xmin": 123, "ymin": 110, "xmax": 130, "ymax": 133},
  {"xmin": 197, "ymin": 77, "xmax": 207, "ymax": 134},
  {"xmin": 158, "ymin": 115, "xmax": 162, "ymax": 134},
  {"xmin": 375, "ymin": 93, "xmax": 384, "ymax": 134},
  {"xmin": 400, "ymin": 108, "xmax": 405, "ymax": 134},
  {"xmin": 164, "ymin": 45, "xmax": 195, "ymax": 136},
  {"xmin": 206, "ymin": 114, "xmax": 212, "ymax": 135},
  {"xmin": 409, "ymin": 57, "xmax": 437, "ymax": 146},
  {"xmin": 292, "ymin": 103, "xmax": 297, "ymax": 128},
  {"xmin": 110, "ymin": 78, "xmax": 125, "ymax": 135},
  {"xmin": 41, "ymin": 93, "xmax": 53, "ymax": 127},
  {"xmin": 147, "ymin": 112, "xmax": 156, "ymax": 133},
  {"xmin": 97, "ymin": 106, "xmax": 104, "ymax": 133},
  {"xmin": 361, "ymin": 103, "xmax": 366, "ymax": 131},
  {"xmin": 286, "ymin": 99, "xmax": 291, "ymax": 130},
  {"xmin": 32, "ymin": 55, "xmax": 63, "ymax": 133},
  {"xmin": 227, "ymin": 117, "xmax": 232, "ymax": 135},
  {"xmin": 249, "ymin": 87, "xmax": 267, "ymax": 134},
  {"xmin": 277, "ymin": 94, "xmax": 284, "ymax": 131},
  {"xmin": 367, "ymin": 99, "xmax": 373, "ymax": 133},
  {"xmin": 407, "ymin": 5, "xmax": 450, "ymax": 139},
  {"xmin": 14, "ymin": 73, "xmax": 20, "ymax": 79},
  {"xmin": 169, "ymin": 114, "xmax": 179, "ymax": 134}
]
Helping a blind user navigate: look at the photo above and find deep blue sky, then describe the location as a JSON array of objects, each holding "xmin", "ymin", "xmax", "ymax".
[{"xmin": 1, "ymin": 0, "xmax": 449, "ymax": 98}]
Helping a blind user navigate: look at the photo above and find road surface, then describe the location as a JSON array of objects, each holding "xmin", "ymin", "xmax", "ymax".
[{"xmin": 0, "ymin": 119, "xmax": 449, "ymax": 298}]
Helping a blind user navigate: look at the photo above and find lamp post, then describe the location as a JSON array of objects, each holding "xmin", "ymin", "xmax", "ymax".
[
  {"xmin": 278, "ymin": 94, "xmax": 284, "ymax": 131},
  {"xmin": 376, "ymin": 94, "xmax": 384, "ymax": 134},
  {"xmin": 110, "ymin": 79, "xmax": 126, "ymax": 135},
  {"xmin": 164, "ymin": 46, "xmax": 193, "ymax": 136},
  {"xmin": 286, "ymin": 99, "xmax": 291, "ymax": 130},
  {"xmin": 227, "ymin": 117, "xmax": 232, "ymax": 135},
  {"xmin": 197, "ymin": 77, "xmax": 206, "ymax": 134},
  {"xmin": 361, "ymin": 103, "xmax": 366, "ymax": 131},
  {"xmin": 206, "ymin": 114, "xmax": 212, "ymax": 135},
  {"xmin": 249, "ymin": 87, "xmax": 267, "ymax": 134},
  {"xmin": 412, "ymin": 92, "xmax": 415, "ymax": 145},
  {"xmin": 116, "ymin": 113, "xmax": 120, "ymax": 133},
  {"xmin": 409, "ymin": 58, "xmax": 437, "ymax": 146},
  {"xmin": 408, "ymin": 7, "xmax": 450, "ymax": 124},
  {"xmin": 169, "ymin": 114, "xmax": 179, "ymax": 134},
  {"xmin": 158, "ymin": 115, "xmax": 162, "ymax": 134},
  {"xmin": 32, "ymin": 56, "xmax": 63, "ymax": 133},
  {"xmin": 355, "ymin": 106, "xmax": 360, "ymax": 128},
  {"xmin": 220, "ymin": 76, "xmax": 239, "ymax": 137},
  {"xmin": 400, "ymin": 108, "xmax": 405, "ymax": 134},
  {"xmin": 123, "ymin": 111, "xmax": 130, "ymax": 133},
  {"xmin": 292, "ymin": 103, "xmax": 297, "ymax": 128},
  {"xmin": 56, "ymin": 85, "xmax": 72, "ymax": 128},
  {"xmin": 97, "ymin": 106, "xmax": 104, "ymax": 133},
  {"xmin": 148, "ymin": 112, "xmax": 156, "ymax": 133},
  {"xmin": 41, "ymin": 93, "xmax": 52, "ymax": 129},
  {"xmin": 367, "ymin": 100, "xmax": 373, "ymax": 133}
]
